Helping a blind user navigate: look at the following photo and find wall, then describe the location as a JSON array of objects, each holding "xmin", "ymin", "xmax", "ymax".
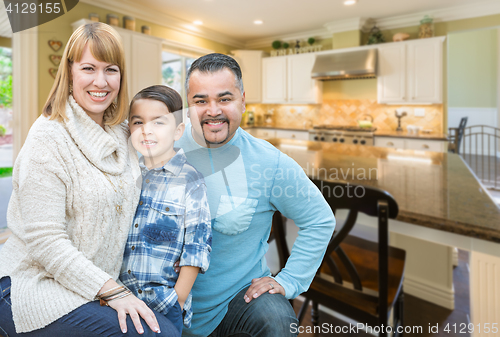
[
  {"xmin": 448, "ymin": 29, "xmax": 497, "ymax": 108},
  {"xmin": 36, "ymin": 2, "xmax": 239, "ymax": 113},
  {"xmin": 447, "ymin": 28, "xmax": 499, "ymax": 153}
]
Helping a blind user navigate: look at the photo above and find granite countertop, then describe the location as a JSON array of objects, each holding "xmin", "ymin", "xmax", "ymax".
[
  {"xmin": 267, "ymin": 138, "xmax": 500, "ymax": 243},
  {"xmin": 375, "ymin": 130, "xmax": 449, "ymax": 141},
  {"xmin": 243, "ymin": 125, "xmax": 311, "ymax": 132},
  {"xmin": 243, "ymin": 126, "xmax": 449, "ymax": 140}
]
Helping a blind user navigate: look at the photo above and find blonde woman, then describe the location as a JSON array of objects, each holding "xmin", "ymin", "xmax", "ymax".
[{"xmin": 0, "ymin": 23, "xmax": 178, "ymax": 336}]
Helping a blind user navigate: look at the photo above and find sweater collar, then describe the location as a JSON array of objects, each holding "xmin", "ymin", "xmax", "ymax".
[{"xmin": 64, "ymin": 96, "xmax": 128, "ymax": 175}]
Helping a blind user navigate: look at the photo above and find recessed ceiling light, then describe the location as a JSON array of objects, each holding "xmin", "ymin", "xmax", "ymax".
[
  {"xmin": 344, "ymin": 0, "xmax": 356, "ymax": 5},
  {"xmin": 254, "ymin": 20, "xmax": 263, "ymax": 25},
  {"xmin": 193, "ymin": 20, "xmax": 203, "ymax": 25}
]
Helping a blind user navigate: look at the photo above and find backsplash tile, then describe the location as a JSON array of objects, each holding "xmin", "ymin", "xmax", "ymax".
[{"xmin": 246, "ymin": 99, "xmax": 443, "ymax": 133}]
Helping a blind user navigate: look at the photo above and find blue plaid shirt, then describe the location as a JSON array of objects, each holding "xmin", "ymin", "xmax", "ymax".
[{"xmin": 120, "ymin": 148, "xmax": 211, "ymax": 328}]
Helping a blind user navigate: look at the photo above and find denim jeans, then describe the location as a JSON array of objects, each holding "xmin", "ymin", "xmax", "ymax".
[
  {"xmin": 208, "ymin": 286, "xmax": 299, "ymax": 337},
  {"xmin": 0, "ymin": 277, "xmax": 179, "ymax": 337},
  {"xmin": 163, "ymin": 300, "xmax": 183, "ymax": 335}
]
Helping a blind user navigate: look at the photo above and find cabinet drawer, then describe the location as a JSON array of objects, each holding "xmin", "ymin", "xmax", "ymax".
[
  {"xmin": 254, "ymin": 129, "xmax": 276, "ymax": 139},
  {"xmin": 375, "ymin": 137, "xmax": 405, "ymax": 149},
  {"xmin": 405, "ymin": 139, "xmax": 445, "ymax": 152},
  {"xmin": 275, "ymin": 130, "xmax": 308, "ymax": 140}
]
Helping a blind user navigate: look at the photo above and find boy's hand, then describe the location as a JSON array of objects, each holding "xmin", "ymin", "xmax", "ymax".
[{"xmin": 174, "ymin": 260, "xmax": 181, "ymax": 273}]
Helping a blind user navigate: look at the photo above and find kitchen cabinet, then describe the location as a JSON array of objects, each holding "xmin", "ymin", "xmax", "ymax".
[
  {"xmin": 262, "ymin": 54, "xmax": 322, "ymax": 104},
  {"xmin": 375, "ymin": 136, "xmax": 447, "ymax": 152},
  {"xmin": 246, "ymin": 128, "xmax": 276, "ymax": 140},
  {"xmin": 71, "ymin": 19, "xmax": 163, "ymax": 99},
  {"xmin": 377, "ymin": 36, "xmax": 445, "ymax": 104},
  {"xmin": 245, "ymin": 128, "xmax": 309, "ymax": 141},
  {"xmin": 231, "ymin": 50, "xmax": 263, "ymax": 103},
  {"xmin": 275, "ymin": 129, "xmax": 308, "ymax": 140}
]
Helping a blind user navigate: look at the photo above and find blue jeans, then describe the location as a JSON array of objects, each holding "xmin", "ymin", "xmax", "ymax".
[
  {"xmin": 0, "ymin": 277, "xmax": 179, "ymax": 337},
  {"xmin": 208, "ymin": 286, "xmax": 299, "ymax": 337},
  {"xmin": 163, "ymin": 300, "xmax": 183, "ymax": 335}
]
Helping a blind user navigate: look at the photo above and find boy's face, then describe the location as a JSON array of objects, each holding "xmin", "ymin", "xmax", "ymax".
[{"xmin": 129, "ymin": 99, "xmax": 185, "ymax": 169}]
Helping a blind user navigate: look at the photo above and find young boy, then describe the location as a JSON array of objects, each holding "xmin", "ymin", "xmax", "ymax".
[{"xmin": 120, "ymin": 85, "xmax": 212, "ymax": 335}]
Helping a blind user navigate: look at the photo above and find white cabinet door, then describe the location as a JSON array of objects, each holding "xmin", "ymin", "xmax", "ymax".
[
  {"xmin": 377, "ymin": 44, "xmax": 406, "ymax": 104},
  {"xmin": 254, "ymin": 128, "xmax": 276, "ymax": 139},
  {"xmin": 232, "ymin": 50, "xmax": 263, "ymax": 103},
  {"xmin": 407, "ymin": 39, "xmax": 442, "ymax": 104},
  {"xmin": 375, "ymin": 136, "xmax": 446, "ymax": 152},
  {"xmin": 118, "ymin": 31, "xmax": 133, "ymax": 99},
  {"xmin": 405, "ymin": 139, "xmax": 446, "ymax": 152},
  {"xmin": 375, "ymin": 136, "xmax": 406, "ymax": 149},
  {"xmin": 131, "ymin": 34, "xmax": 162, "ymax": 95},
  {"xmin": 262, "ymin": 57, "xmax": 287, "ymax": 103},
  {"xmin": 377, "ymin": 37, "xmax": 444, "ymax": 105},
  {"xmin": 275, "ymin": 130, "xmax": 309, "ymax": 140},
  {"xmin": 287, "ymin": 53, "xmax": 322, "ymax": 104}
]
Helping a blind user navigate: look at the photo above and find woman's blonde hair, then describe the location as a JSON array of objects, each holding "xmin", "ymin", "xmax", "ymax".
[{"xmin": 43, "ymin": 22, "xmax": 129, "ymax": 126}]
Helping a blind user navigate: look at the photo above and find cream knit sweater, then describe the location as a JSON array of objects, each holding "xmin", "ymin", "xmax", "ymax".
[{"xmin": 0, "ymin": 96, "xmax": 141, "ymax": 333}]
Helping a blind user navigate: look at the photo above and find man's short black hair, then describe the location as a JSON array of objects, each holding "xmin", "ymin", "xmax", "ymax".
[
  {"xmin": 129, "ymin": 85, "xmax": 183, "ymax": 126},
  {"xmin": 185, "ymin": 53, "xmax": 244, "ymax": 95}
]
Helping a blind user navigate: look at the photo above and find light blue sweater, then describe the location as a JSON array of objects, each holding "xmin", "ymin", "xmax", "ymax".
[{"xmin": 176, "ymin": 125, "xmax": 335, "ymax": 337}]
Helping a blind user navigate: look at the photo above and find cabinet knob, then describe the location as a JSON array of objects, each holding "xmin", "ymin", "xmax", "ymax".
[
  {"xmin": 387, "ymin": 142, "xmax": 394, "ymax": 146},
  {"xmin": 292, "ymin": 134, "xmax": 296, "ymax": 138},
  {"xmin": 422, "ymin": 144, "xmax": 429, "ymax": 149}
]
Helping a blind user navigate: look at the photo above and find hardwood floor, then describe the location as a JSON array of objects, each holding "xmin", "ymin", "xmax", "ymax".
[{"xmin": 293, "ymin": 250, "xmax": 470, "ymax": 337}]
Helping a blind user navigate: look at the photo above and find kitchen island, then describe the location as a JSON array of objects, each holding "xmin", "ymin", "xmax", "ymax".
[{"xmin": 267, "ymin": 138, "xmax": 499, "ymax": 335}]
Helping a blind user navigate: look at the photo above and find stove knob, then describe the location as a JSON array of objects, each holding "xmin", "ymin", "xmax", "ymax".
[
  {"xmin": 339, "ymin": 138, "xmax": 345, "ymax": 143},
  {"xmin": 314, "ymin": 136, "xmax": 319, "ymax": 141},
  {"xmin": 320, "ymin": 137, "xmax": 325, "ymax": 141},
  {"xmin": 332, "ymin": 137, "xmax": 338, "ymax": 142},
  {"xmin": 360, "ymin": 140, "xmax": 366, "ymax": 145},
  {"xmin": 353, "ymin": 139, "xmax": 358, "ymax": 144}
]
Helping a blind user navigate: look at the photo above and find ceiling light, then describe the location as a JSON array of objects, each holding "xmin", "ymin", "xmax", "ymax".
[
  {"xmin": 344, "ymin": 0, "xmax": 356, "ymax": 5},
  {"xmin": 254, "ymin": 20, "xmax": 263, "ymax": 25},
  {"xmin": 193, "ymin": 20, "xmax": 203, "ymax": 25}
]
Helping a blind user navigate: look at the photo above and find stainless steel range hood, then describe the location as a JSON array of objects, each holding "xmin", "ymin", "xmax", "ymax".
[{"xmin": 311, "ymin": 49, "xmax": 377, "ymax": 80}]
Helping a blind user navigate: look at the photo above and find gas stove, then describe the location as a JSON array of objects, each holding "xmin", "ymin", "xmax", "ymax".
[{"xmin": 309, "ymin": 125, "xmax": 376, "ymax": 145}]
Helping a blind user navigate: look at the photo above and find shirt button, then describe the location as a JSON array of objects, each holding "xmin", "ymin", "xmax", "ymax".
[
  {"xmin": 138, "ymin": 289, "xmax": 142, "ymax": 294},
  {"xmin": 146, "ymin": 179, "xmax": 150, "ymax": 183},
  {"xmin": 139, "ymin": 201, "xmax": 143, "ymax": 205},
  {"xmin": 128, "ymin": 270, "xmax": 131, "ymax": 274},
  {"xmin": 165, "ymin": 207, "xmax": 170, "ymax": 212},
  {"xmin": 135, "ymin": 223, "xmax": 138, "ymax": 228},
  {"xmin": 131, "ymin": 246, "xmax": 135, "ymax": 250}
]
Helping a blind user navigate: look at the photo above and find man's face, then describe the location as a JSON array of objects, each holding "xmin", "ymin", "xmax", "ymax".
[{"xmin": 187, "ymin": 69, "xmax": 245, "ymax": 148}]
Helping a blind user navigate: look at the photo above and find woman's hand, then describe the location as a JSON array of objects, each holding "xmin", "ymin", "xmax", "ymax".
[
  {"xmin": 99, "ymin": 280, "xmax": 160, "ymax": 334},
  {"xmin": 107, "ymin": 293, "xmax": 161, "ymax": 334}
]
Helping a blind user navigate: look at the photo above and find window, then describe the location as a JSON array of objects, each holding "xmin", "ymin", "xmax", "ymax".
[{"xmin": 161, "ymin": 51, "xmax": 195, "ymax": 104}]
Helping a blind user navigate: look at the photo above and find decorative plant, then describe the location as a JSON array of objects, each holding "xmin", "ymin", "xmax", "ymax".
[
  {"xmin": 272, "ymin": 40, "xmax": 282, "ymax": 50},
  {"xmin": 307, "ymin": 37, "xmax": 315, "ymax": 45},
  {"xmin": 283, "ymin": 42, "xmax": 289, "ymax": 49},
  {"xmin": 0, "ymin": 48, "xmax": 12, "ymax": 108},
  {"xmin": 0, "ymin": 75, "xmax": 12, "ymax": 108},
  {"xmin": 0, "ymin": 124, "xmax": 5, "ymax": 137},
  {"xmin": 367, "ymin": 26, "xmax": 385, "ymax": 45}
]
